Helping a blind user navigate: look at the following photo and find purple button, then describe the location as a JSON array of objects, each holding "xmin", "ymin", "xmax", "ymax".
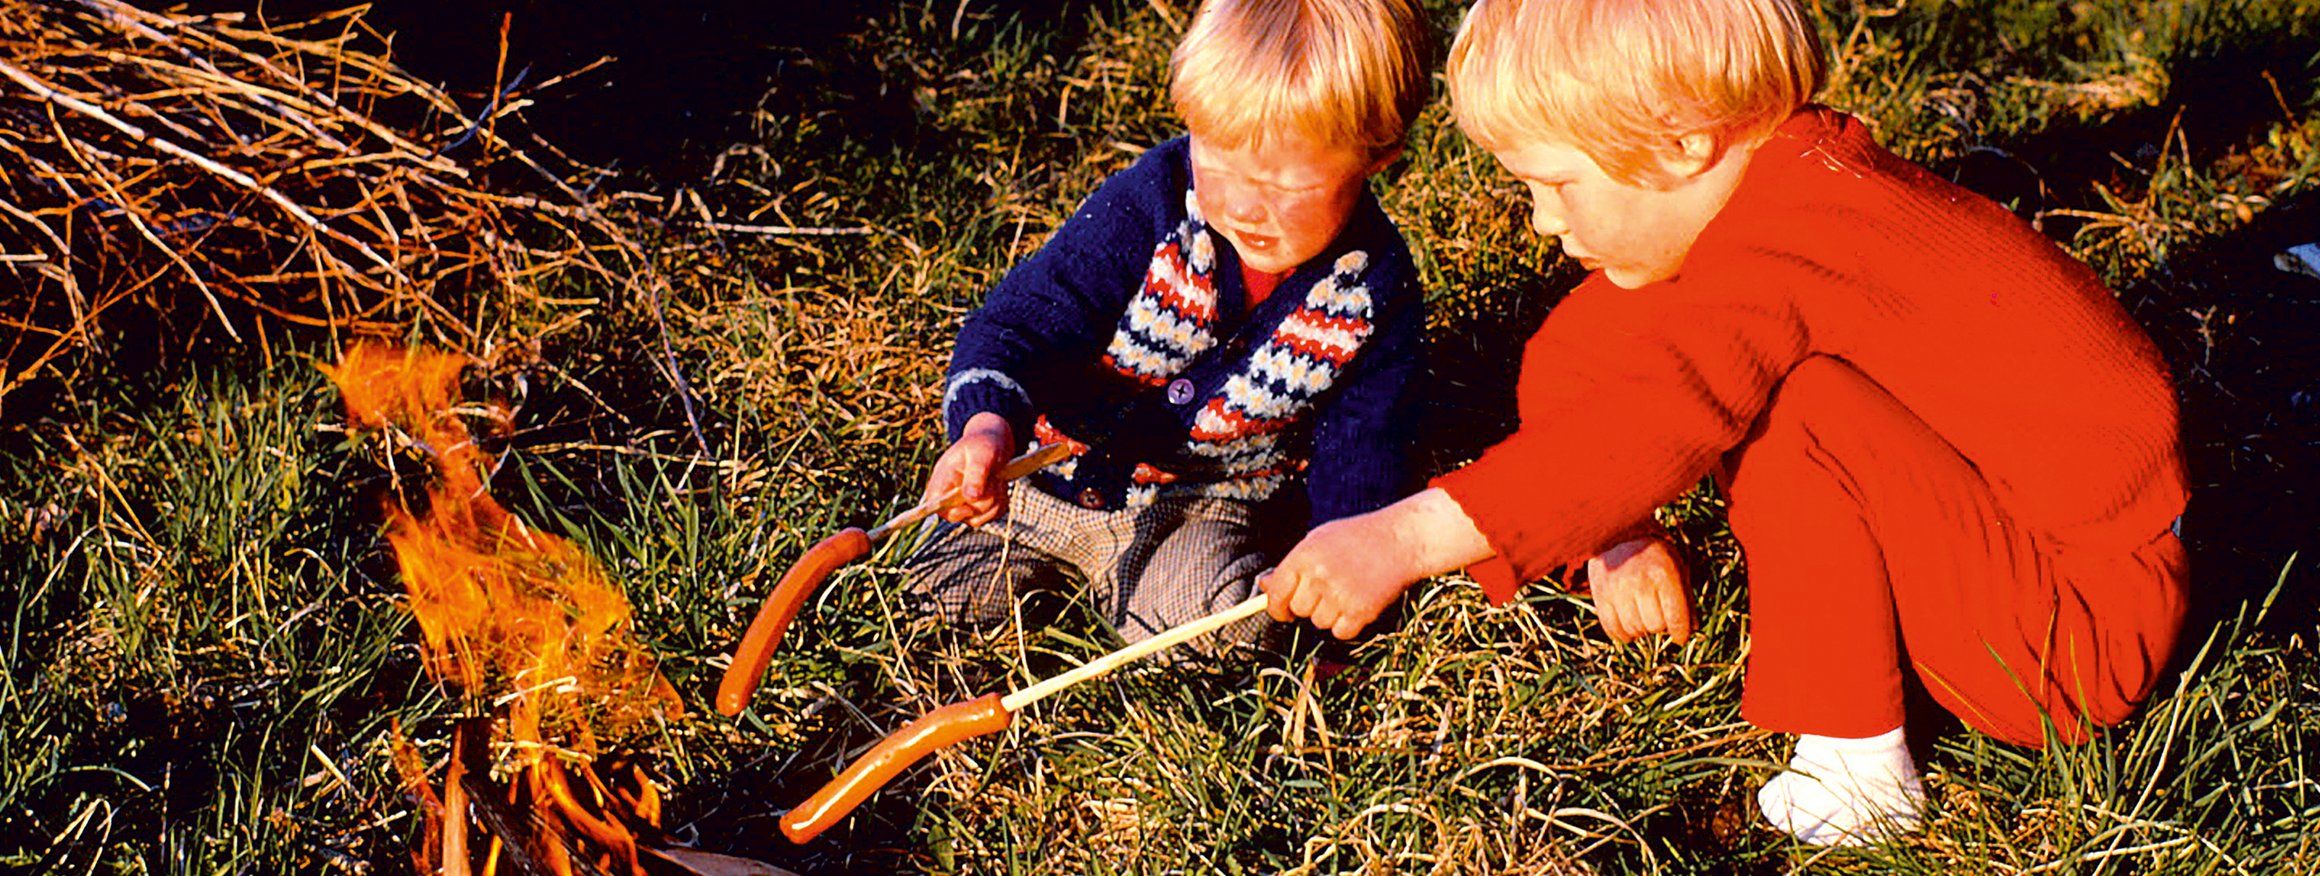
[
  {"xmin": 1166, "ymin": 378, "xmax": 1197, "ymax": 405},
  {"xmin": 1076, "ymin": 487, "xmax": 1106, "ymax": 509}
]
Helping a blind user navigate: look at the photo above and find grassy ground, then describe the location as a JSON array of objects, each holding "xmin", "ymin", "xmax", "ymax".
[{"xmin": 4, "ymin": 0, "xmax": 2318, "ymax": 873}]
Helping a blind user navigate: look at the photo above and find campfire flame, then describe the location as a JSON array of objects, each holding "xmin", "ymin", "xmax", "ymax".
[{"xmin": 328, "ymin": 342, "xmax": 681, "ymax": 876}]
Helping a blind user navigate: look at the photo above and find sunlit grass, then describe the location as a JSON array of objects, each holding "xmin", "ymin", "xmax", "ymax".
[{"xmin": 2, "ymin": 0, "xmax": 2316, "ymax": 873}]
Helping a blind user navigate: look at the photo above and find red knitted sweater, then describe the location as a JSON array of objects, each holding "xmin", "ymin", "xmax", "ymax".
[{"xmin": 1438, "ymin": 107, "xmax": 2187, "ymax": 602}]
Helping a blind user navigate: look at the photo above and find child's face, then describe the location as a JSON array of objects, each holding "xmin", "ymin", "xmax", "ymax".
[
  {"xmin": 1189, "ymin": 133, "xmax": 1388, "ymax": 275},
  {"xmin": 1493, "ymin": 139, "xmax": 1720, "ymax": 289}
]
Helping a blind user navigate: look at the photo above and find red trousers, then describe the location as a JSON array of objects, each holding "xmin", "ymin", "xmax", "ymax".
[{"xmin": 1724, "ymin": 357, "xmax": 2187, "ymax": 746}]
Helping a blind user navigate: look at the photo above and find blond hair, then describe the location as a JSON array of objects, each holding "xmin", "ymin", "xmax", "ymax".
[
  {"xmin": 1448, "ymin": 0, "xmax": 1825, "ymax": 187},
  {"xmin": 1170, "ymin": 0, "xmax": 1434, "ymax": 158}
]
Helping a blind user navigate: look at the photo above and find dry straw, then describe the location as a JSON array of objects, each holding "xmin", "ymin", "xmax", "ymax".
[{"xmin": 0, "ymin": 0, "xmax": 678, "ymax": 427}]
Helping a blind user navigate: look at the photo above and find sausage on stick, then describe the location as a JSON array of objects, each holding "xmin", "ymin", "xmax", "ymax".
[
  {"xmin": 778, "ymin": 593, "xmax": 1271, "ymax": 844},
  {"xmin": 716, "ymin": 443, "xmax": 1072, "ymax": 717}
]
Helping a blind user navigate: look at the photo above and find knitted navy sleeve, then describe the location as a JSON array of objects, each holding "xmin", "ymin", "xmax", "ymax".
[
  {"xmin": 1303, "ymin": 232, "xmax": 1426, "ymax": 526},
  {"xmin": 942, "ymin": 142, "xmax": 1181, "ymax": 443}
]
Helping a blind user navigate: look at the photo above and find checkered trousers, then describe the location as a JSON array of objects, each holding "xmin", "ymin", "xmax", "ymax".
[{"xmin": 901, "ymin": 481, "xmax": 1283, "ymax": 657}]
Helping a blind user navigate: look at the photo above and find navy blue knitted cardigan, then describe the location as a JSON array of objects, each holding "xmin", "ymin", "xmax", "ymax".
[{"xmin": 942, "ymin": 136, "xmax": 1424, "ymax": 528}]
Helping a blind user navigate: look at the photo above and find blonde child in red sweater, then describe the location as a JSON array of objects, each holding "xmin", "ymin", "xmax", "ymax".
[{"xmin": 1260, "ymin": 0, "xmax": 2190, "ymax": 847}]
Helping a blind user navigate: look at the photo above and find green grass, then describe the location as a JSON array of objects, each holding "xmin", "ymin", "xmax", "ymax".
[
  {"xmin": 0, "ymin": 362, "xmax": 446, "ymax": 871},
  {"xmin": 4, "ymin": 0, "xmax": 2318, "ymax": 873}
]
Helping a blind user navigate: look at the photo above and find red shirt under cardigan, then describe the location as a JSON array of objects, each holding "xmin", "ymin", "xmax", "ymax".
[{"xmin": 1438, "ymin": 107, "xmax": 2187, "ymax": 600}]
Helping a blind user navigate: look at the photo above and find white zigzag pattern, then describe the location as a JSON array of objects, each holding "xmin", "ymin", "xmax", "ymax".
[
  {"xmin": 1276, "ymin": 314, "xmax": 1365, "ymax": 360},
  {"xmin": 1093, "ymin": 190, "xmax": 1380, "ymax": 505},
  {"xmin": 1146, "ymin": 246, "xmax": 1214, "ymax": 320},
  {"xmin": 1107, "ymin": 340, "xmax": 1185, "ymax": 380},
  {"xmin": 1105, "ymin": 224, "xmax": 1218, "ymax": 381},
  {"xmin": 1189, "ymin": 404, "xmax": 1236, "ymax": 448},
  {"xmin": 1192, "ymin": 437, "xmax": 1285, "ymax": 472},
  {"xmin": 1188, "ymin": 474, "xmax": 1286, "ymax": 501},
  {"xmin": 1303, "ymin": 276, "xmax": 1374, "ymax": 318},
  {"xmin": 1223, "ymin": 369, "xmax": 1300, "ymax": 420},
  {"xmin": 1185, "ymin": 423, "xmax": 1282, "ymax": 459},
  {"xmin": 1127, "ymin": 294, "xmax": 1209, "ymax": 355},
  {"xmin": 1180, "ymin": 263, "xmax": 1376, "ymax": 486},
  {"xmin": 1249, "ymin": 347, "xmax": 1334, "ymax": 399}
]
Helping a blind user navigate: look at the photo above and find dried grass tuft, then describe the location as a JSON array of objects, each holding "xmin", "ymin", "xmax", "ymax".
[{"xmin": 0, "ymin": 0, "xmax": 656, "ymax": 416}]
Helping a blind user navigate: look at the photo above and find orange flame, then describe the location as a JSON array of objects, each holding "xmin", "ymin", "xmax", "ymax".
[{"xmin": 327, "ymin": 342, "xmax": 680, "ymax": 875}]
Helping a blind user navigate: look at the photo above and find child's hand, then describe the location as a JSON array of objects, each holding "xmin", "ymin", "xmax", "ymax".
[
  {"xmin": 1261, "ymin": 488, "xmax": 1495, "ymax": 640},
  {"xmin": 925, "ymin": 412, "xmax": 1016, "ymax": 527},
  {"xmin": 1585, "ymin": 537, "xmax": 1693, "ymax": 644},
  {"xmin": 1260, "ymin": 514, "xmax": 1413, "ymax": 640}
]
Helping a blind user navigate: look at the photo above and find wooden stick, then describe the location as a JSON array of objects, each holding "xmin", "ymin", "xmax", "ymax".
[
  {"xmin": 689, "ymin": 221, "xmax": 875, "ymax": 237},
  {"xmin": 1002, "ymin": 593, "xmax": 1268, "ymax": 712},
  {"xmin": 716, "ymin": 443, "xmax": 1073, "ymax": 716},
  {"xmin": 442, "ymin": 724, "xmax": 472, "ymax": 876},
  {"xmin": 866, "ymin": 442, "xmax": 1073, "ymax": 540},
  {"xmin": 780, "ymin": 591, "xmax": 1273, "ymax": 843},
  {"xmin": 46, "ymin": 113, "xmax": 240, "ymax": 340}
]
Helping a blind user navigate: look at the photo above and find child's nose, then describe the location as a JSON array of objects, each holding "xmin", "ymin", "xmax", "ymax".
[
  {"xmin": 1529, "ymin": 201, "xmax": 1568, "ymax": 237},
  {"xmin": 1224, "ymin": 188, "xmax": 1269, "ymax": 225}
]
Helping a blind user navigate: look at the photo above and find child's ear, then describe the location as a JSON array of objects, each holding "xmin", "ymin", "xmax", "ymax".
[{"xmin": 1659, "ymin": 131, "xmax": 1725, "ymax": 181}]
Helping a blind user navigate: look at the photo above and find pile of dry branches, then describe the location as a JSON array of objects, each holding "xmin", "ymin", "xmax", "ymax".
[{"xmin": 0, "ymin": 0, "xmax": 654, "ymax": 416}]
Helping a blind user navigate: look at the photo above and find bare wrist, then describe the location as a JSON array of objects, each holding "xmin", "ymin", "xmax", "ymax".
[
  {"xmin": 962, "ymin": 411, "xmax": 1015, "ymax": 447},
  {"xmin": 1384, "ymin": 487, "xmax": 1495, "ymax": 577}
]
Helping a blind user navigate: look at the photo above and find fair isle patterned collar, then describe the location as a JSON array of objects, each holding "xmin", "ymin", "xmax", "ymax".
[
  {"xmin": 1102, "ymin": 189, "xmax": 1221, "ymax": 387},
  {"xmin": 1095, "ymin": 188, "xmax": 1379, "ymax": 505}
]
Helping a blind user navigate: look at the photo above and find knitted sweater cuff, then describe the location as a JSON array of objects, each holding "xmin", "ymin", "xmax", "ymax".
[
  {"xmin": 1432, "ymin": 459, "xmax": 1672, "ymax": 603},
  {"xmin": 1467, "ymin": 556, "xmax": 1524, "ymax": 605},
  {"xmin": 942, "ymin": 369, "xmax": 1035, "ymax": 443},
  {"xmin": 1455, "ymin": 515, "xmax": 1669, "ymax": 604}
]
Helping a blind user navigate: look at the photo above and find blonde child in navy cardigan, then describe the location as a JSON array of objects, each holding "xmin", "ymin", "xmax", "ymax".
[{"xmin": 906, "ymin": 0, "xmax": 1433, "ymax": 654}]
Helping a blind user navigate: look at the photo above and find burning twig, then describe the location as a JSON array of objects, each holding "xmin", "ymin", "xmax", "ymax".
[
  {"xmin": 460, "ymin": 771, "xmax": 553, "ymax": 876},
  {"xmin": 330, "ymin": 342, "xmax": 685, "ymax": 876}
]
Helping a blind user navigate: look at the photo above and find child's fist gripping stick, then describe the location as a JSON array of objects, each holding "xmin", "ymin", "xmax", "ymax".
[
  {"xmin": 921, "ymin": 412, "xmax": 1020, "ymax": 527},
  {"xmin": 1259, "ymin": 487, "xmax": 1494, "ymax": 641}
]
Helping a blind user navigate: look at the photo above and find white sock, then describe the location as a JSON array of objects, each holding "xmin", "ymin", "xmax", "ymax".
[{"xmin": 1756, "ymin": 727, "xmax": 1927, "ymax": 846}]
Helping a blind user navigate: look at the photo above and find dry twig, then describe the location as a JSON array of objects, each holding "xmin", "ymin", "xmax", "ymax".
[{"xmin": 0, "ymin": 0, "xmax": 680, "ymax": 422}]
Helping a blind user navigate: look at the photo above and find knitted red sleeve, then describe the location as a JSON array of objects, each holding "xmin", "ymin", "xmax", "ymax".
[
  {"xmin": 1437, "ymin": 106, "xmax": 2185, "ymax": 602},
  {"xmin": 1432, "ymin": 266, "xmax": 1812, "ymax": 599}
]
